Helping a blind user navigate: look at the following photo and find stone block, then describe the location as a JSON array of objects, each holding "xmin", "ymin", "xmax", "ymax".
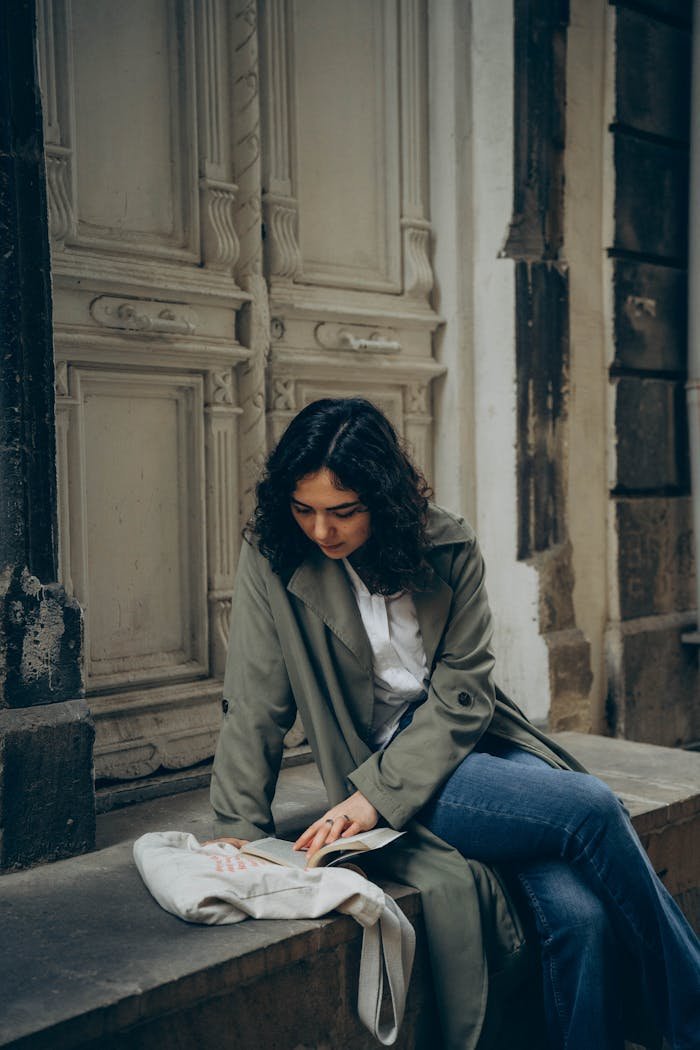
[
  {"xmin": 614, "ymin": 378, "xmax": 688, "ymax": 491},
  {"xmin": 83, "ymin": 925, "xmax": 439, "ymax": 1050},
  {"xmin": 546, "ymin": 628, "xmax": 593, "ymax": 732},
  {"xmin": 613, "ymin": 135, "xmax": 688, "ymax": 261},
  {"xmin": 606, "ymin": 613, "xmax": 699, "ymax": 747},
  {"xmin": 1, "ymin": 567, "xmax": 84, "ymax": 707},
  {"xmin": 613, "ymin": 259, "xmax": 687, "ymax": 374},
  {"xmin": 612, "ymin": 0, "xmax": 691, "ymax": 27},
  {"xmin": 615, "ymin": 497, "xmax": 695, "ymax": 619},
  {"xmin": 615, "ymin": 8, "xmax": 691, "ymax": 142},
  {"xmin": 0, "ymin": 699, "xmax": 95, "ymax": 871},
  {"xmin": 514, "ymin": 262, "xmax": 568, "ymax": 559}
]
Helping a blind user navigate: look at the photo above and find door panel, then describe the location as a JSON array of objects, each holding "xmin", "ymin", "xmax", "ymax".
[
  {"xmin": 71, "ymin": 0, "xmax": 197, "ymax": 256},
  {"xmin": 293, "ymin": 0, "xmax": 401, "ymax": 290}
]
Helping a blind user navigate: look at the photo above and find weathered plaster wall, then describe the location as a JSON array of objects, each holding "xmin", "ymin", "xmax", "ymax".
[
  {"xmin": 565, "ymin": 0, "xmax": 610, "ymax": 731},
  {"xmin": 470, "ymin": 0, "xmax": 551, "ymax": 722},
  {"xmin": 605, "ymin": 0, "xmax": 698, "ymax": 747}
]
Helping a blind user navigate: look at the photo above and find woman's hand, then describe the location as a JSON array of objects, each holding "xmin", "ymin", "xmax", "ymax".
[{"xmin": 293, "ymin": 790, "xmax": 378, "ymax": 858}]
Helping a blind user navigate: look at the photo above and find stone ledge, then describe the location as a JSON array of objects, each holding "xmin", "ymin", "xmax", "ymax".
[{"xmin": 0, "ymin": 734, "xmax": 697, "ymax": 1049}]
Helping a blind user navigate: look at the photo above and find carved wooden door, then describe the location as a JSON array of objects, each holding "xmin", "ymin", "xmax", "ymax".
[{"xmin": 38, "ymin": 0, "xmax": 441, "ymax": 785}]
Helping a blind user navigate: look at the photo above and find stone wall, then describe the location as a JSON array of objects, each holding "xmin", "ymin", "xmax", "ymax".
[
  {"xmin": 606, "ymin": 0, "xmax": 699, "ymax": 746},
  {"xmin": 504, "ymin": 0, "xmax": 594, "ymax": 731},
  {"xmin": 0, "ymin": 0, "xmax": 94, "ymax": 871}
]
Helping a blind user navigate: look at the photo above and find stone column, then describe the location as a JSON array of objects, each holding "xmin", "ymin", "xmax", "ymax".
[
  {"xmin": 0, "ymin": 0, "xmax": 94, "ymax": 871},
  {"xmin": 502, "ymin": 0, "xmax": 593, "ymax": 731}
]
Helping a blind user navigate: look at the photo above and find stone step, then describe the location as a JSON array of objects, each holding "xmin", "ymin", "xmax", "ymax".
[{"xmin": 0, "ymin": 733, "xmax": 697, "ymax": 1049}]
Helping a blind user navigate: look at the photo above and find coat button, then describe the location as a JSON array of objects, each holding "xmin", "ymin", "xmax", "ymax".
[
  {"xmin": 457, "ymin": 691, "xmax": 473, "ymax": 707},
  {"xmin": 222, "ymin": 698, "xmax": 229, "ymax": 714}
]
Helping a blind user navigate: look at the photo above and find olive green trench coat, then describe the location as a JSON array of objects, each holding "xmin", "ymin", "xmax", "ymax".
[{"xmin": 211, "ymin": 505, "xmax": 585, "ymax": 1049}]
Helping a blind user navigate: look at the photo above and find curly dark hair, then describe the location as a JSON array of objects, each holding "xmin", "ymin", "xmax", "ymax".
[{"xmin": 249, "ymin": 398, "xmax": 433, "ymax": 594}]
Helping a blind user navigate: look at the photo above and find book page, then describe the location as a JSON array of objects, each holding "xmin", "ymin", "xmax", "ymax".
[
  {"xmin": 242, "ymin": 828, "xmax": 404, "ymax": 871},
  {"xmin": 308, "ymin": 827, "xmax": 404, "ymax": 868},
  {"xmin": 240, "ymin": 837, "xmax": 307, "ymax": 870}
]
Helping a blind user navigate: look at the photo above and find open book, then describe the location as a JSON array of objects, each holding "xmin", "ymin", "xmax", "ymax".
[{"xmin": 239, "ymin": 827, "xmax": 404, "ymax": 871}]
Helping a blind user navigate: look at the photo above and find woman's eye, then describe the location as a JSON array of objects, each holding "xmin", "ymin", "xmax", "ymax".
[
  {"xmin": 335, "ymin": 510, "xmax": 357, "ymax": 519},
  {"xmin": 292, "ymin": 505, "xmax": 311, "ymax": 515}
]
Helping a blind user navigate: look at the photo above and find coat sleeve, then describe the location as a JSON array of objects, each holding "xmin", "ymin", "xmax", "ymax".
[
  {"xmin": 210, "ymin": 539, "xmax": 297, "ymax": 840},
  {"xmin": 348, "ymin": 534, "xmax": 496, "ymax": 829}
]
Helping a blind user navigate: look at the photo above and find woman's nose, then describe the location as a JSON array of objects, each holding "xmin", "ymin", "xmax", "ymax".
[{"xmin": 312, "ymin": 514, "xmax": 332, "ymax": 541}]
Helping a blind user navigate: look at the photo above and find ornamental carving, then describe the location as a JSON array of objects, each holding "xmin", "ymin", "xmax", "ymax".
[
  {"xmin": 233, "ymin": 0, "xmax": 269, "ymax": 528},
  {"xmin": 272, "ymin": 378, "xmax": 296, "ymax": 412},
  {"xmin": 90, "ymin": 297, "xmax": 198, "ymax": 335},
  {"xmin": 402, "ymin": 221, "xmax": 434, "ymax": 299},
  {"xmin": 209, "ymin": 370, "xmax": 235, "ymax": 406},
  {"xmin": 405, "ymin": 382, "xmax": 429, "ymax": 415},
  {"xmin": 46, "ymin": 148, "xmax": 74, "ymax": 243},
  {"xmin": 200, "ymin": 180, "xmax": 241, "ymax": 271},
  {"xmin": 54, "ymin": 361, "xmax": 70, "ymax": 398},
  {"xmin": 315, "ymin": 323, "xmax": 400, "ymax": 353},
  {"xmin": 211, "ymin": 596, "xmax": 233, "ymax": 676},
  {"xmin": 264, "ymin": 197, "xmax": 302, "ymax": 280}
]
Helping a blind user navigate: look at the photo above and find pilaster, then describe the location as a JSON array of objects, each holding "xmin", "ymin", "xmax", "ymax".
[{"xmin": 0, "ymin": 0, "xmax": 94, "ymax": 871}]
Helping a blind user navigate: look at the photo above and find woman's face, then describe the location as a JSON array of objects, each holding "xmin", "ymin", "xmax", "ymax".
[{"xmin": 290, "ymin": 468, "xmax": 371, "ymax": 559}]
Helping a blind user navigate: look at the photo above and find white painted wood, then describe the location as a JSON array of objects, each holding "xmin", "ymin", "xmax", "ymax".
[
  {"xmin": 68, "ymin": 369, "xmax": 208, "ymax": 690},
  {"xmin": 196, "ymin": 0, "xmax": 241, "ymax": 273},
  {"xmin": 70, "ymin": 0, "xmax": 199, "ymax": 260},
  {"xmin": 91, "ymin": 680, "xmax": 224, "ymax": 779},
  {"xmin": 291, "ymin": 0, "xmax": 401, "ymax": 292},
  {"xmin": 204, "ymin": 370, "xmax": 242, "ymax": 677},
  {"xmin": 400, "ymin": 0, "xmax": 433, "ymax": 300},
  {"xmin": 232, "ymin": 0, "xmax": 270, "ymax": 525},
  {"xmin": 36, "ymin": 0, "xmax": 76, "ymax": 245}
]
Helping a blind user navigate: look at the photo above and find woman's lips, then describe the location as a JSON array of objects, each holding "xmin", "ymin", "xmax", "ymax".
[{"xmin": 319, "ymin": 541, "xmax": 343, "ymax": 551}]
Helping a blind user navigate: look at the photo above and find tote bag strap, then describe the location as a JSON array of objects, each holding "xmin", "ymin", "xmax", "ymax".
[{"xmin": 357, "ymin": 894, "xmax": 416, "ymax": 1046}]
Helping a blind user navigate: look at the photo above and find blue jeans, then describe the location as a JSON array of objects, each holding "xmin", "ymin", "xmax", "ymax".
[{"xmin": 416, "ymin": 738, "xmax": 700, "ymax": 1050}]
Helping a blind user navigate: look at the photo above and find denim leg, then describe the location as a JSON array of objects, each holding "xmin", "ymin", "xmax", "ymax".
[
  {"xmin": 419, "ymin": 744, "xmax": 700, "ymax": 1050},
  {"xmin": 515, "ymin": 859, "xmax": 625, "ymax": 1050}
]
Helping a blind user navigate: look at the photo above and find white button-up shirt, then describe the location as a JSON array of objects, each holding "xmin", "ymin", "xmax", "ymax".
[{"xmin": 342, "ymin": 557, "xmax": 429, "ymax": 748}]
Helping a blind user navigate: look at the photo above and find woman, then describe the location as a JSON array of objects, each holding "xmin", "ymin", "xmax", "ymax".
[{"xmin": 211, "ymin": 397, "xmax": 699, "ymax": 1050}]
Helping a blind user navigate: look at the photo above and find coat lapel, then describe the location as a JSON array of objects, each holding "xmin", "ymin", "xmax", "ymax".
[
  {"xmin": 287, "ymin": 551, "xmax": 374, "ymax": 674},
  {"xmin": 288, "ymin": 546, "xmax": 454, "ymax": 680}
]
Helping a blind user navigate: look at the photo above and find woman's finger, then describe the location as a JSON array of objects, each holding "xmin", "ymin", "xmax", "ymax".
[
  {"xmin": 293, "ymin": 826, "xmax": 318, "ymax": 850},
  {"xmin": 341, "ymin": 823, "xmax": 362, "ymax": 838},
  {"xmin": 323, "ymin": 817, "xmax": 348, "ymax": 845},
  {"xmin": 294, "ymin": 817, "xmax": 333, "ymax": 851},
  {"xmin": 306, "ymin": 825, "xmax": 332, "ymax": 857}
]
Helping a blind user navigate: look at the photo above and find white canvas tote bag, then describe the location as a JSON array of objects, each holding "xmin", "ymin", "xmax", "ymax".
[{"xmin": 134, "ymin": 831, "xmax": 415, "ymax": 1046}]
